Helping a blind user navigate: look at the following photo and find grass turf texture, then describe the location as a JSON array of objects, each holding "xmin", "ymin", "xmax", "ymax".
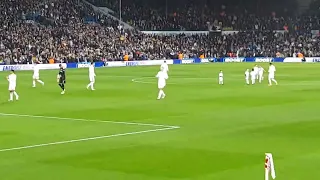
[{"xmin": 0, "ymin": 63, "xmax": 320, "ymax": 180}]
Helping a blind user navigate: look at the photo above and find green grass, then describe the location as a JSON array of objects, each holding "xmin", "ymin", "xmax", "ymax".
[{"xmin": 0, "ymin": 63, "xmax": 320, "ymax": 180}]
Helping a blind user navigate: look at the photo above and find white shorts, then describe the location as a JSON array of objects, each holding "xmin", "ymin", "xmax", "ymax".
[
  {"xmin": 259, "ymin": 73, "xmax": 263, "ymax": 76},
  {"xmin": 268, "ymin": 74, "xmax": 275, "ymax": 79},
  {"xmin": 89, "ymin": 76, "xmax": 95, "ymax": 82},
  {"xmin": 8, "ymin": 84, "xmax": 16, "ymax": 91},
  {"xmin": 33, "ymin": 74, "xmax": 39, "ymax": 79},
  {"xmin": 158, "ymin": 82, "xmax": 166, "ymax": 89},
  {"xmin": 219, "ymin": 77, "xmax": 223, "ymax": 81}
]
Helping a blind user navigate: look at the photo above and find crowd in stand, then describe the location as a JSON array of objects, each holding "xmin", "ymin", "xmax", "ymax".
[
  {"xmin": 1, "ymin": 0, "xmax": 320, "ymax": 64},
  {"xmin": 88, "ymin": 0, "xmax": 300, "ymax": 31}
]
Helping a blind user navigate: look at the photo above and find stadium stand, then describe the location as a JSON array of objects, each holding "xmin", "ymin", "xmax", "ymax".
[
  {"xmin": 0, "ymin": 0, "xmax": 320, "ymax": 64},
  {"xmin": 87, "ymin": 0, "xmax": 299, "ymax": 31}
]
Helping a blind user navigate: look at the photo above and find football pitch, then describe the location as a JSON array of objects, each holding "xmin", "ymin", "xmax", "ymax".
[{"xmin": 0, "ymin": 63, "xmax": 320, "ymax": 180}]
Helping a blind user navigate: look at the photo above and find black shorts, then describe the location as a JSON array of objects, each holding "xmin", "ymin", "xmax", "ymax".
[{"xmin": 59, "ymin": 79, "xmax": 66, "ymax": 84}]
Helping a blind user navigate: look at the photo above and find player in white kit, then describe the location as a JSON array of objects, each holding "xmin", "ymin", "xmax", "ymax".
[
  {"xmin": 253, "ymin": 65, "xmax": 259, "ymax": 80},
  {"xmin": 258, "ymin": 65, "xmax": 266, "ymax": 83},
  {"xmin": 7, "ymin": 70, "xmax": 19, "ymax": 101},
  {"xmin": 160, "ymin": 61, "xmax": 169, "ymax": 75},
  {"xmin": 245, "ymin": 69, "xmax": 250, "ymax": 85},
  {"xmin": 86, "ymin": 62, "xmax": 96, "ymax": 90},
  {"xmin": 268, "ymin": 63, "xmax": 278, "ymax": 86},
  {"xmin": 218, "ymin": 70, "xmax": 224, "ymax": 85},
  {"xmin": 32, "ymin": 64, "xmax": 44, "ymax": 87},
  {"xmin": 156, "ymin": 67, "xmax": 168, "ymax": 100},
  {"xmin": 250, "ymin": 68, "xmax": 256, "ymax": 85}
]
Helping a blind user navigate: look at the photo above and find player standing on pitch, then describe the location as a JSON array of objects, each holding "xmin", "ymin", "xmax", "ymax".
[
  {"xmin": 268, "ymin": 63, "xmax": 278, "ymax": 86},
  {"xmin": 258, "ymin": 65, "xmax": 266, "ymax": 83},
  {"xmin": 218, "ymin": 70, "xmax": 224, "ymax": 85},
  {"xmin": 250, "ymin": 68, "xmax": 256, "ymax": 85},
  {"xmin": 245, "ymin": 69, "xmax": 250, "ymax": 85},
  {"xmin": 32, "ymin": 63, "xmax": 45, "ymax": 88},
  {"xmin": 254, "ymin": 64, "xmax": 259, "ymax": 80},
  {"xmin": 156, "ymin": 67, "xmax": 168, "ymax": 100},
  {"xmin": 86, "ymin": 62, "xmax": 96, "ymax": 90},
  {"xmin": 7, "ymin": 70, "xmax": 19, "ymax": 101},
  {"xmin": 57, "ymin": 64, "xmax": 66, "ymax": 94}
]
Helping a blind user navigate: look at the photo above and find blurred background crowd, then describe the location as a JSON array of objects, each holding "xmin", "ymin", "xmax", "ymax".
[{"xmin": 1, "ymin": 0, "xmax": 320, "ymax": 64}]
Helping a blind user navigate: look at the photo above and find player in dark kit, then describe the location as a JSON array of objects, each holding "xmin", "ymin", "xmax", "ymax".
[{"xmin": 57, "ymin": 64, "xmax": 66, "ymax": 94}]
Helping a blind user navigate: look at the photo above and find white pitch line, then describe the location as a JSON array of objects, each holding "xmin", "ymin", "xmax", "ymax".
[
  {"xmin": 0, "ymin": 126, "xmax": 179, "ymax": 152},
  {"xmin": 131, "ymin": 77, "xmax": 214, "ymax": 85},
  {"xmin": 0, "ymin": 113, "xmax": 180, "ymax": 129},
  {"xmin": 132, "ymin": 76, "xmax": 320, "ymax": 87}
]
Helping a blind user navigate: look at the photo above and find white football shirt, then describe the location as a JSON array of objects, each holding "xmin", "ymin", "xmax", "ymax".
[
  {"xmin": 89, "ymin": 65, "xmax": 95, "ymax": 76},
  {"xmin": 8, "ymin": 74, "xmax": 17, "ymax": 85},
  {"xmin": 250, "ymin": 71, "xmax": 255, "ymax": 79},
  {"xmin": 219, "ymin": 72, "xmax": 223, "ymax": 78},
  {"xmin": 156, "ymin": 71, "xmax": 168, "ymax": 84},
  {"xmin": 258, "ymin": 67, "xmax": 264, "ymax": 73},
  {"xmin": 33, "ymin": 65, "xmax": 39, "ymax": 75},
  {"xmin": 245, "ymin": 71, "xmax": 250, "ymax": 79},
  {"xmin": 268, "ymin": 65, "xmax": 276, "ymax": 74}
]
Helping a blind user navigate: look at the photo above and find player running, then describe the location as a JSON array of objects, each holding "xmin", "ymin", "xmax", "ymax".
[
  {"xmin": 86, "ymin": 62, "xmax": 96, "ymax": 90},
  {"xmin": 32, "ymin": 63, "xmax": 44, "ymax": 87},
  {"xmin": 57, "ymin": 64, "xmax": 66, "ymax": 94},
  {"xmin": 156, "ymin": 67, "xmax": 168, "ymax": 100},
  {"xmin": 268, "ymin": 63, "xmax": 278, "ymax": 86},
  {"xmin": 7, "ymin": 70, "xmax": 19, "ymax": 101},
  {"xmin": 218, "ymin": 70, "xmax": 224, "ymax": 85}
]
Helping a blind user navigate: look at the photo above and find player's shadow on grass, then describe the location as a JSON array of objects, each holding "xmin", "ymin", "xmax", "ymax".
[{"xmin": 0, "ymin": 101, "xmax": 13, "ymax": 106}]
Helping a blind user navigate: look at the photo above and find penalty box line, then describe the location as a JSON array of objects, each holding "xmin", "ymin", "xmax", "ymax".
[
  {"xmin": 0, "ymin": 113, "xmax": 180, "ymax": 129},
  {"xmin": 0, "ymin": 126, "xmax": 178, "ymax": 152}
]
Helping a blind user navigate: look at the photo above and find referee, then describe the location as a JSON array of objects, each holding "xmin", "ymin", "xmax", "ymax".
[{"xmin": 57, "ymin": 64, "xmax": 66, "ymax": 94}]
